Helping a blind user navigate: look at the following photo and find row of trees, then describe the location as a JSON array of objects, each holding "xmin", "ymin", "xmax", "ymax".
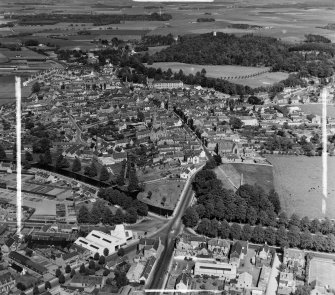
[
  {"xmin": 183, "ymin": 163, "xmax": 335, "ymax": 252},
  {"xmin": 192, "ymin": 215, "xmax": 335, "ymax": 252},
  {"xmin": 16, "ymin": 12, "xmax": 172, "ymax": 26}
]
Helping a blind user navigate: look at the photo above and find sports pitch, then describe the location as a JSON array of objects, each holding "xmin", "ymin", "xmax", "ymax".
[{"xmin": 308, "ymin": 257, "xmax": 335, "ymax": 289}]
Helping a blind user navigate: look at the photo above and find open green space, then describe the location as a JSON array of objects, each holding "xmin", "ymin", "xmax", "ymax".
[
  {"xmin": 137, "ymin": 179, "xmax": 185, "ymax": 210},
  {"xmin": 215, "ymin": 163, "xmax": 274, "ymax": 193},
  {"xmin": 266, "ymin": 155, "xmax": 335, "ymax": 219},
  {"xmin": 148, "ymin": 62, "xmax": 289, "ymax": 87}
]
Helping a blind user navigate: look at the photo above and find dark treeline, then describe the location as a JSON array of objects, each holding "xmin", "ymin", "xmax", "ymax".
[
  {"xmin": 182, "ymin": 162, "xmax": 335, "ymax": 253},
  {"xmin": 197, "ymin": 18, "xmax": 215, "ymax": 22},
  {"xmin": 13, "ymin": 13, "xmax": 172, "ymax": 26},
  {"xmin": 141, "ymin": 33, "xmax": 176, "ymax": 46},
  {"xmin": 150, "ymin": 33, "xmax": 334, "ymax": 77},
  {"xmin": 304, "ymin": 34, "xmax": 331, "ymax": 43},
  {"xmin": 288, "ymin": 43, "xmax": 335, "ymax": 57}
]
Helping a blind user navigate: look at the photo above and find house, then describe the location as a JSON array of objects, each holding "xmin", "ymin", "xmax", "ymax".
[
  {"xmin": 1, "ymin": 236, "xmax": 19, "ymax": 253},
  {"xmin": 126, "ymin": 262, "xmax": 145, "ymax": 283},
  {"xmin": 139, "ymin": 256, "xmax": 156, "ymax": 284},
  {"xmin": 218, "ymin": 140, "xmax": 240, "ymax": 156},
  {"xmin": 229, "ymin": 241, "xmax": 248, "ymax": 266},
  {"xmin": 278, "ymin": 272, "xmax": 296, "ymax": 295},
  {"xmin": 55, "ymin": 251, "xmax": 81, "ymax": 268},
  {"xmin": 138, "ymin": 238, "xmax": 162, "ymax": 258},
  {"xmin": 207, "ymin": 238, "xmax": 230, "ymax": 259},
  {"xmin": 283, "ymin": 248, "xmax": 305, "ymax": 269},
  {"xmin": 150, "ymin": 80, "xmax": 184, "ymax": 90},
  {"xmin": 175, "ymin": 273, "xmax": 192, "ymax": 290},
  {"xmin": 180, "ymin": 165, "xmax": 197, "ymax": 179},
  {"xmin": 236, "ymin": 272, "xmax": 253, "ymax": 289},
  {"xmin": 0, "ymin": 271, "xmax": 15, "ymax": 294},
  {"xmin": 257, "ymin": 266, "xmax": 271, "ymax": 291},
  {"xmin": 257, "ymin": 244, "xmax": 271, "ymax": 260},
  {"xmin": 8, "ymin": 251, "xmax": 47, "ymax": 276},
  {"xmin": 69, "ymin": 274, "xmax": 104, "ymax": 290}
]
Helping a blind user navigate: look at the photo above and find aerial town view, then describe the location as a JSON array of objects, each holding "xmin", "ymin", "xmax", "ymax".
[{"xmin": 0, "ymin": 0, "xmax": 335, "ymax": 294}]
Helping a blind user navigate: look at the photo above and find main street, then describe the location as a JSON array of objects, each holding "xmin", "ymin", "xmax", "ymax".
[{"xmin": 146, "ymin": 170, "xmax": 198, "ymax": 293}]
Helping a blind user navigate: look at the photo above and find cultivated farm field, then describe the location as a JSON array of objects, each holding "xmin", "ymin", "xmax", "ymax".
[
  {"xmin": 266, "ymin": 155, "xmax": 335, "ymax": 219},
  {"xmin": 148, "ymin": 62, "xmax": 288, "ymax": 87}
]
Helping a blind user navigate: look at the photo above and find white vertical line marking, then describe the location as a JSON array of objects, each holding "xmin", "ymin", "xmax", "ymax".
[
  {"xmin": 15, "ymin": 76, "xmax": 22, "ymax": 237},
  {"xmin": 321, "ymin": 87, "xmax": 328, "ymax": 215}
]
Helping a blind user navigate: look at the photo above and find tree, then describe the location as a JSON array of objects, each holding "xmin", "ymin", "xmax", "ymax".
[
  {"xmin": 0, "ymin": 145, "xmax": 7, "ymax": 159},
  {"xmin": 25, "ymin": 151, "xmax": 33, "ymax": 162},
  {"xmin": 44, "ymin": 281, "xmax": 51, "ymax": 290},
  {"xmin": 320, "ymin": 218, "xmax": 333, "ymax": 235},
  {"xmin": 44, "ymin": 149, "xmax": 52, "ymax": 165},
  {"xmin": 300, "ymin": 230, "xmax": 313, "ymax": 249},
  {"xmin": 94, "ymin": 252, "xmax": 100, "ymax": 261},
  {"xmin": 70, "ymin": 269, "xmax": 76, "ymax": 278},
  {"xmin": 79, "ymin": 263, "xmax": 86, "ymax": 274},
  {"xmin": 33, "ymin": 286, "xmax": 39, "ymax": 295},
  {"xmin": 77, "ymin": 206, "xmax": 91, "ymax": 224},
  {"xmin": 58, "ymin": 274, "xmax": 65, "ymax": 284},
  {"xmin": 182, "ymin": 207, "xmax": 199, "ymax": 228},
  {"xmin": 300, "ymin": 216, "xmax": 310, "ymax": 232},
  {"xmin": 252, "ymin": 225, "xmax": 265, "ymax": 244},
  {"xmin": 278, "ymin": 212, "xmax": 289, "ymax": 228},
  {"xmin": 55, "ymin": 268, "xmax": 62, "ymax": 277},
  {"xmin": 103, "ymin": 248, "xmax": 109, "ymax": 257},
  {"xmin": 276, "ymin": 226, "xmax": 289, "ymax": 248},
  {"xmin": 99, "ymin": 255, "xmax": 106, "ymax": 265},
  {"xmin": 89, "ymin": 260, "xmax": 96, "ymax": 269},
  {"xmin": 246, "ymin": 206, "xmax": 257, "ymax": 226},
  {"xmin": 289, "ymin": 213, "xmax": 301, "ymax": 228},
  {"xmin": 65, "ymin": 265, "xmax": 71, "ymax": 273},
  {"xmin": 268, "ymin": 190, "xmax": 281, "ymax": 214},
  {"xmin": 32, "ymin": 82, "xmax": 41, "ymax": 93},
  {"xmin": 288, "ymin": 226, "xmax": 301, "ymax": 247},
  {"xmin": 117, "ymin": 248, "xmax": 125, "ymax": 257},
  {"xmin": 218, "ymin": 220, "xmax": 230, "ymax": 239},
  {"xmin": 85, "ymin": 162, "xmax": 98, "ymax": 177},
  {"xmin": 103, "ymin": 269, "xmax": 110, "ymax": 276},
  {"xmin": 115, "ymin": 271, "xmax": 129, "ymax": 288},
  {"xmin": 229, "ymin": 117, "xmax": 243, "ymax": 130},
  {"xmin": 72, "ymin": 157, "xmax": 81, "ymax": 172},
  {"xmin": 264, "ymin": 227, "xmax": 276, "ymax": 245},
  {"xmin": 230, "ymin": 223, "xmax": 242, "ymax": 240},
  {"xmin": 125, "ymin": 207, "xmax": 138, "ymax": 224},
  {"xmin": 100, "ymin": 166, "xmax": 110, "ymax": 181},
  {"xmin": 56, "ymin": 154, "xmax": 70, "ymax": 169},
  {"xmin": 310, "ymin": 218, "xmax": 321, "ymax": 233},
  {"xmin": 241, "ymin": 224, "xmax": 253, "ymax": 241},
  {"xmin": 313, "ymin": 232, "xmax": 325, "ymax": 251},
  {"xmin": 293, "ymin": 285, "xmax": 311, "ymax": 295},
  {"xmin": 197, "ymin": 218, "xmax": 212, "ymax": 236}
]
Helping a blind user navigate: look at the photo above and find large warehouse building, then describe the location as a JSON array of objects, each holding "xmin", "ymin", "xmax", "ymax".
[{"xmin": 74, "ymin": 225, "xmax": 133, "ymax": 256}]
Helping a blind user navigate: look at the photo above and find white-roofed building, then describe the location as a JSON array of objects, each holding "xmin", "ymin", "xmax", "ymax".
[
  {"xmin": 74, "ymin": 225, "xmax": 133, "ymax": 256},
  {"xmin": 194, "ymin": 261, "xmax": 236, "ymax": 280}
]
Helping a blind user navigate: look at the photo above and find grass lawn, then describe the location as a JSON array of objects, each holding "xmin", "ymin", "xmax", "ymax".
[
  {"xmin": 266, "ymin": 155, "xmax": 335, "ymax": 219},
  {"xmin": 308, "ymin": 257, "xmax": 335, "ymax": 289},
  {"xmin": 137, "ymin": 179, "xmax": 185, "ymax": 210},
  {"xmin": 215, "ymin": 163, "xmax": 274, "ymax": 193},
  {"xmin": 148, "ymin": 62, "xmax": 288, "ymax": 88},
  {"xmin": 0, "ymin": 75, "xmax": 31, "ymax": 100}
]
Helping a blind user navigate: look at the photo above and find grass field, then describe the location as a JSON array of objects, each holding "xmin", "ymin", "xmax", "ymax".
[
  {"xmin": 299, "ymin": 104, "xmax": 335, "ymax": 118},
  {"xmin": 137, "ymin": 179, "xmax": 185, "ymax": 210},
  {"xmin": 0, "ymin": 75, "xmax": 31, "ymax": 100},
  {"xmin": 308, "ymin": 257, "xmax": 335, "ymax": 289},
  {"xmin": 266, "ymin": 155, "xmax": 335, "ymax": 219},
  {"xmin": 215, "ymin": 163, "xmax": 274, "ymax": 193},
  {"xmin": 148, "ymin": 62, "xmax": 288, "ymax": 87}
]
